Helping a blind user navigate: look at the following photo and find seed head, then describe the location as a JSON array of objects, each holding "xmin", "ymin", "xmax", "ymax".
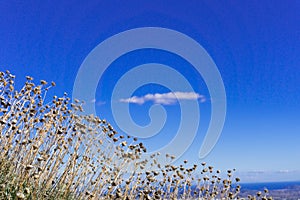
[
  {"xmin": 40, "ymin": 80, "xmax": 47, "ymax": 85},
  {"xmin": 26, "ymin": 76, "xmax": 33, "ymax": 81},
  {"xmin": 16, "ymin": 192, "xmax": 25, "ymax": 199}
]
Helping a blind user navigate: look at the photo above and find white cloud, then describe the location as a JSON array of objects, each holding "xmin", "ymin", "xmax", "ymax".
[
  {"xmin": 96, "ymin": 101, "xmax": 106, "ymax": 106},
  {"xmin": 276, "ymin": 169, "xmax": 298, "ymax": 174},
  {"xmin": 119, "ymin": 91, "xmax": 206, "ymax": 105},
  {"xmin": 235, "ymin": 170, "xmax": 300, "ymax": 183},
  {"xmin": 90, "ymin": 99, "xmax": 106, "ymax": 106}
]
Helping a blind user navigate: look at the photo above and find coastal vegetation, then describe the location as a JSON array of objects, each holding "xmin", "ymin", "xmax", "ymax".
[{"xmin": 0, "ymin": 70, "xmax": 272, "ymax": 199}]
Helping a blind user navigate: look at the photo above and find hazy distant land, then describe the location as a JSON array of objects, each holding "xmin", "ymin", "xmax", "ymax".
[{"xmin": 240, "ymin": 181, "xmax": 300, "ymax": 200}]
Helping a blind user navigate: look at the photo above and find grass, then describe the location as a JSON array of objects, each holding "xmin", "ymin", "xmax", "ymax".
[{"xmin": 0, "ymin": 70, "xmax": 272, "ymax": 199}]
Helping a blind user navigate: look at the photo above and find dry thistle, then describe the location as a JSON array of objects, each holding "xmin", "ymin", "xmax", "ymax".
[{"xmin": 0, "ymin": 71, "xmax": 273, "ymax": 200}]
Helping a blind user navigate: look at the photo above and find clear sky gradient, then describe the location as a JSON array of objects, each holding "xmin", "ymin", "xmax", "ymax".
[{"xmin": 0, "ymin": 1, "xmax": 299, "ymax": 182}]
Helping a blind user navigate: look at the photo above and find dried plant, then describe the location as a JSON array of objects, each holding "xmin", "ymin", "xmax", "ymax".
[{"xmin": 0, "ymin": 70, "xmax": 272, "ymax": 200}]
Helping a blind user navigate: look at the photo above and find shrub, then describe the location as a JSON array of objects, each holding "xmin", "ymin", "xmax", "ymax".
[{"xmin": 0, "ymin": 70, "xmax": 272, "ymax": 199}]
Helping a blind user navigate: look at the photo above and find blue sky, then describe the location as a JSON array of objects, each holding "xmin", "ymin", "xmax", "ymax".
[{"xmin": 1, "ymin": 1, "xmax": 299, "ymax": 182}]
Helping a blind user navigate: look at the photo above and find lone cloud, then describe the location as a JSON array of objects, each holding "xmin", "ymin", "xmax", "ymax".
[{"xmin": 120, "ymin": 91, "xmax": 206, "ymax": 105}]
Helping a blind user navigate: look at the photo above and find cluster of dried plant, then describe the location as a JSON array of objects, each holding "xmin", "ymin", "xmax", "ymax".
[{"xmin": 0, "ymin": 70, "xmax": 273, "ymax": 199}]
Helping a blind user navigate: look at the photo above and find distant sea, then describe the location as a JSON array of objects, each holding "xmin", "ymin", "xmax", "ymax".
[
  {"xmin": 174, "ymin": 181, "xmax": 300, "ymax": 199},
  {"xmin": 240, "ymin": 181, "xmax": 300, "ymax": 190},
  {"xmin": 240, "ymin": 181, "xmax": 300, "ymax": 199}
]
